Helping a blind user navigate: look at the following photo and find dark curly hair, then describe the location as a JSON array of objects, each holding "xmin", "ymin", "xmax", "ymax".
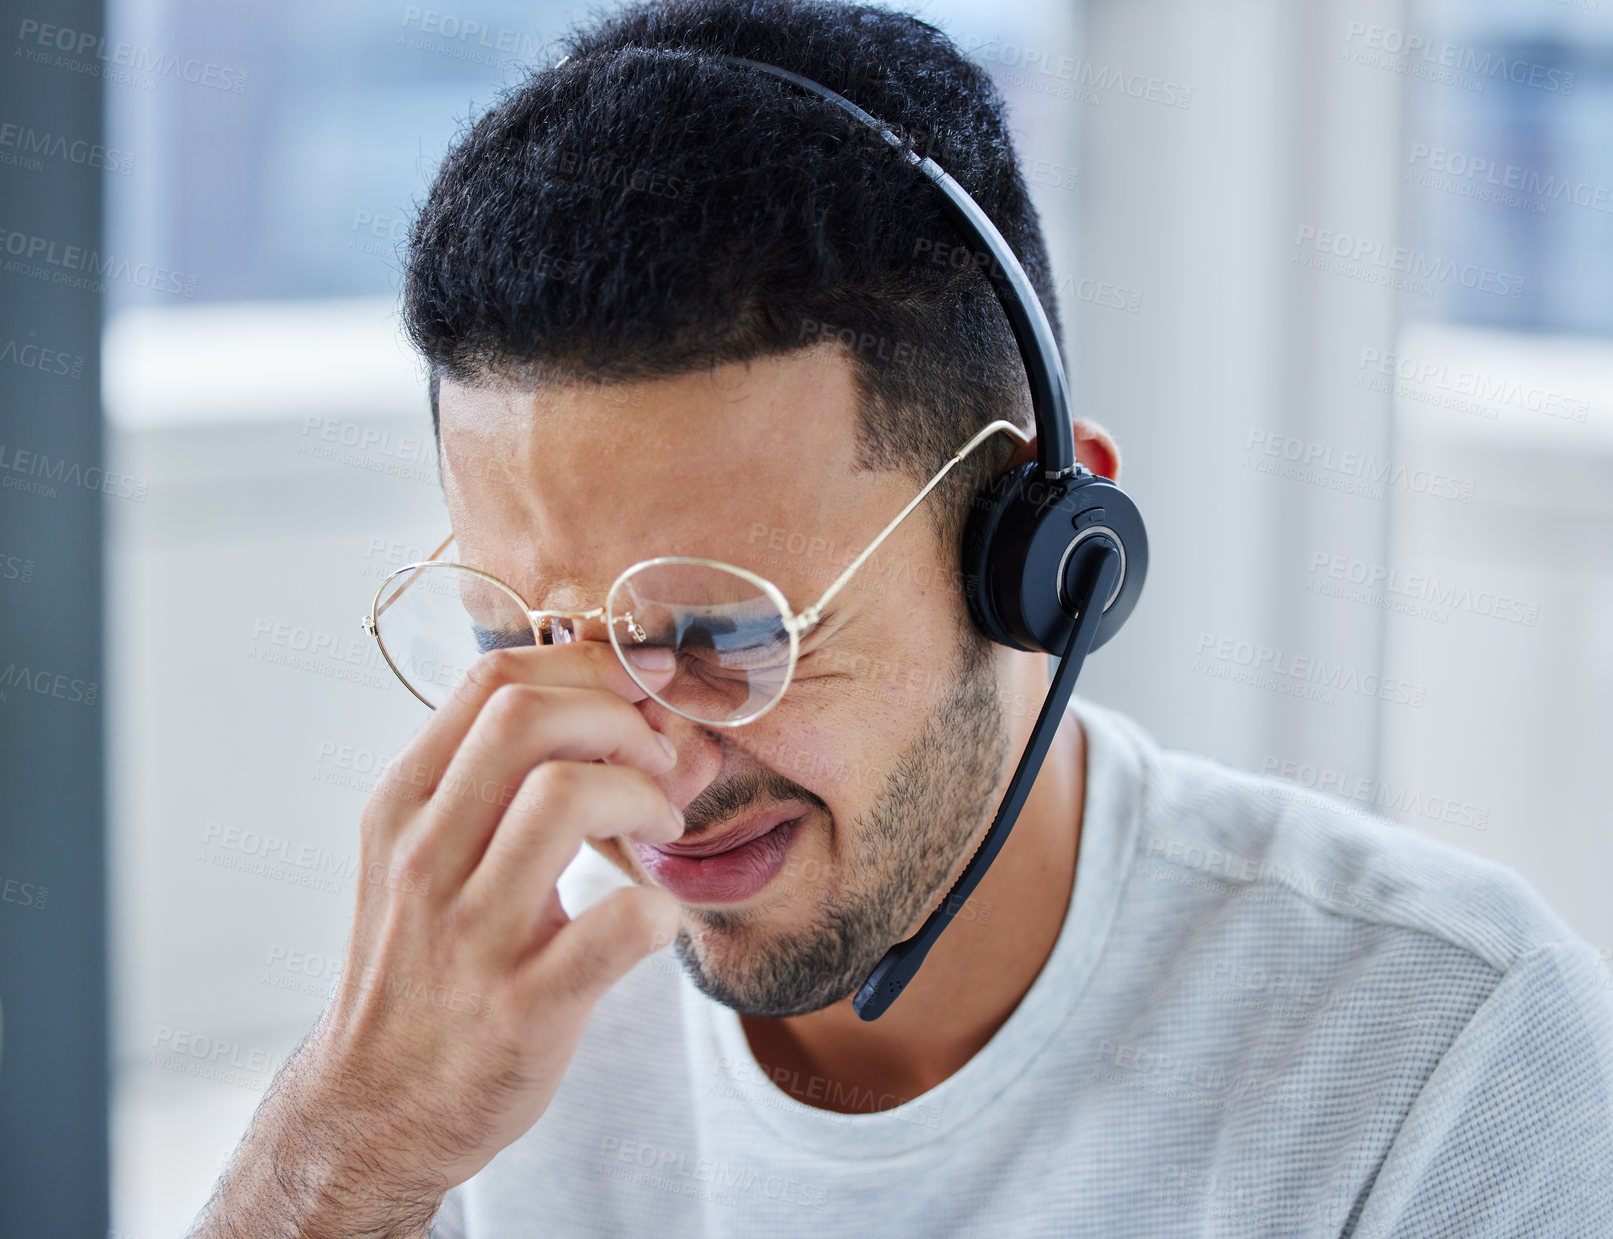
[{"xmin": 403, "ymin": 0, "xmax": 1063, "ymax": 550}]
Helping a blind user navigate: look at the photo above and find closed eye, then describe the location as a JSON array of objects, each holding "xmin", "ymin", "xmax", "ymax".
[{"xmin": 473, "ymin": 624, "xmax": 536, "ymax": 654}]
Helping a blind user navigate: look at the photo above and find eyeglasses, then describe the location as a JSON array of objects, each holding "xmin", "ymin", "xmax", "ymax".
[{"xmin": 361, "ymin": 419, "xmax": 1029, "ymax": 726}]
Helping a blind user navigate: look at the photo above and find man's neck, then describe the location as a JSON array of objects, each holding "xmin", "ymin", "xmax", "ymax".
[{"xmin": 739, "ymin": 706, "xmax": 1087, "ymax": 1112}]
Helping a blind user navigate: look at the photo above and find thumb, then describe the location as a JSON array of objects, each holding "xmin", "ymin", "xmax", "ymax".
[{"xmin": 535, "ymin": 884, "xmax": 681, "ymax": 1005}]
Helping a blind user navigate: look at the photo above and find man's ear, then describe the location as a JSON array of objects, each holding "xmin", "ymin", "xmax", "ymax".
[{"xmin": 1002, "ymin": 418, "xmax": 1122, "ymax": 481}]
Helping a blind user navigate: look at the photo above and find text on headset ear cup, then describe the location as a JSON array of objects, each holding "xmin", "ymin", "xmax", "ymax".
[{"xmin": 962, "ymin": 461, "xmax": 1148, "ymax": 656}]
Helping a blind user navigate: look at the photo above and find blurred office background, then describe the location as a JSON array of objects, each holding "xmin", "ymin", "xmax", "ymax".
[{"xmin": 0, "ymin": 0, "xmax": 1608, "ymax": 1232}]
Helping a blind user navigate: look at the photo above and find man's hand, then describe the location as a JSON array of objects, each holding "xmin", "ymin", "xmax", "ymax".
[{"xmin": 189, "ymin": 641, "xmax": 686, "ymax": 1238}]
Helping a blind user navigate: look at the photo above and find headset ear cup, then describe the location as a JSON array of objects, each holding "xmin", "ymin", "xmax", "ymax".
[
  {"xmin": 962, "ymin": 464, "xmax": 1148, "ymax": 655},
  {"xmin": 962, "ymin": 462, "xmax": 1038, "ymax": 652}
]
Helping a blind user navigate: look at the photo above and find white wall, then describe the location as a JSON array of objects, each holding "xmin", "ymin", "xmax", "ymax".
[
  {"xmin": 106, "ymin": 298, "xmax": 447, "ymax": 1234},
  {"xmin": 1073, "ymin": 0, "xmax": 1613, "ymax": 959}
]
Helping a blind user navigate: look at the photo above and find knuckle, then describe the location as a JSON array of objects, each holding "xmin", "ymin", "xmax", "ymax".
[
  {"xmin": 464, "ymin": 646, "xmax": 523, "ymax": 695},
  {"xmin": 523, "ymin": 760, "xmax": 585, "ymax": 814},
  {"xmin": 481, "ymin": 682, "xmax": 548, "ymax": 734},
  {"xmin": 366, "ymin": 752, "xmax": 430, "ymax": 815},
  {"xmin": 434, "ymin": 900, "xmax": 477, "ymax": 961},
  {"xmin": 358, "ymin": 795, "xmax": 395, "ymax": 847},
  {"xmin": 393, "ymin": 824, "xmax": 438, "ymax": 880}
]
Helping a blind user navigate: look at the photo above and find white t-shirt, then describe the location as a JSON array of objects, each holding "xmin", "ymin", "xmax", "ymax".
[{"xmin": 429, "ymin": 695, "xmax": 1613, "ymax": 1237}]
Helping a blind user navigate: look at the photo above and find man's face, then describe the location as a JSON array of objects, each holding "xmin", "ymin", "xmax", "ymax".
[{"xmin": 437, "ymin": 345, "xmax": 1013, "ymax": 1018}]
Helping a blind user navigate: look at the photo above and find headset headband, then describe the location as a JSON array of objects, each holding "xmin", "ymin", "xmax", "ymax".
[
  {"xmin": 715, "ymin": 55, "xmax": 1079, "ymax": 479},
  {"xmin": 705, "ymin": 55, "xmax": 1138, "ymax": 1025}
]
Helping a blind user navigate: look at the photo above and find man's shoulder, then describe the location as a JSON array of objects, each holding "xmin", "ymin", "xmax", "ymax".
[
  {"xmin": 1077, "ymin": 702, "xmax": 1613, "ymax": 1236},
  {"xmin": 1086, "ymin": 699, "xmax": 1586, "ymax": 978}
]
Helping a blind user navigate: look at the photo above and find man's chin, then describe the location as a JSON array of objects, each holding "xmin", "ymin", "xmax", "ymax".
[
  {"xmin": 586, "ymin": 839, "xmax": 882, "ymax": 1016},
  {"xmin": 668, "ymin": 915, "xmax": 885, "ymax": 1019}
]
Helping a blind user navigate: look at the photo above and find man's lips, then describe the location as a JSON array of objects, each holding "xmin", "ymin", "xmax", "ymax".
[
  {"xmin": 631, "ymin": 805, "xmax": 807, "ymax": 904},
  {"xmin": 647, "ymin": 804, "xmax": 808, "ymax": 858}
]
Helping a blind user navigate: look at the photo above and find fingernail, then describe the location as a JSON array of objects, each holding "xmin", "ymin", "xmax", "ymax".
[
  {"xmin": 655, "ymin": 732, "xmax": 677, "ymax": 763},
  {"xmin": 628, "ymin": 646, "xmax": 675, "ymax": 671},
  {"xmin": 666, "ymin": 798, "xmax": 685, "ymax": 835}
]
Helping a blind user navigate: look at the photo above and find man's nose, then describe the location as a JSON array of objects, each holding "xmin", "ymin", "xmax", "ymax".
[{"xmin": 633, "ymin": 694, "xmax": 724, "ymax": 817}]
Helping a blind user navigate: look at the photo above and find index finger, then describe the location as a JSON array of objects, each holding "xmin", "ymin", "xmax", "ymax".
[{"xmin": 378, "ymin": 641, "xmax": 677, "ymax": 807}]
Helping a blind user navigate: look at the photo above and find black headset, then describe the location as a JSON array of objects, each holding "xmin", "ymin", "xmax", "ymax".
[{"xmin": 710, "ymin": 57, "xmax": 1149, "ymax": 1020}]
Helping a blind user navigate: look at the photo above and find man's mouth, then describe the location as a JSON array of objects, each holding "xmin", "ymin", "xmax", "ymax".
[{"xmin": 631, "ymin": 805, "xmax": 807, "ymax": 903}]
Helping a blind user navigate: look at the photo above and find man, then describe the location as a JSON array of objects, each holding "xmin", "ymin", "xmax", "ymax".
[{"xmin": 191, "ymin": 1, "xmax": 1613, "ymax": 1235}]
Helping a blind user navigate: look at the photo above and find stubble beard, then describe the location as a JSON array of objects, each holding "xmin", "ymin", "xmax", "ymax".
[{"xmin": 672, "ymin": 630, "xmax": 1011, "ymax": 1017}]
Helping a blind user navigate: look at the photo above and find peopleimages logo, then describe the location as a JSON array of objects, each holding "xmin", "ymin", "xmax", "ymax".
[
  {"xmin": 0, "ymin": 441, "xmax": 147, "ymax": 500},
  {"xmin": 0, "ymin": 227, "xmax": 199, "ymax": 297},
  {"xmin": 1305, "ymin": 550, "xmax": 1541, "ymax": 627},
  {"xmin": 0, "ymin": 660, "xmax": 99, "ymax": 706},
  {"xmin": 596, "ymin": 1135, "xmax": 832, "ymax": 1210},
  {"xmin": 1341, "ymin": 21, "xmax": 1575, "ymax": 95},
  {"xmin": 0, "ymin": 120, "xmax": 134, "ymax": 174},
  {"xmin": 1242, "ymin": 429, "xmax": 1477, "ymax": 505},
  {"xmin": 1292, "ymin": 225, "xmax": 1525, "ymax": 300},
  {"xmin": 1259, "ymin": 755, "xmax": 1490, "ymax": 831},
  {"xmin": 1193, "ymin": 631, "xmax": 1428, "ymax": 708},
  {"xmin": 1406, "ymin": 144, "xmax": 1613, "ymax": 217},
  {"xmin": 1355, "ymin": 346, "xmax": 1591, "ymax": 425},
  {"xmin": 961, "ymin": 35, "xmax": 1194, "ymax": 109},
  {"xmin": 0, "ymin": 334, "xmax": 87, "ymax": 380},
  {"xmin": 148, "ymin": 1026, "xmax": 285, "ymax": 1090},
  {"xmin": 14, "ymin": 18, "xmax": 250, "ymax": 93},
  {"xmin": 550, "ymin": 149, "xmax": 696, "ymax": 203},
  {"xmin": 396, "ymin": 6, "xmax": 545, "ymax": 67}
]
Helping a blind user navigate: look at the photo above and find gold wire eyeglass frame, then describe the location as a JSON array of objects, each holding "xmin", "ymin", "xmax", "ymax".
[{"xmin": 362, "ymin": 419, "xmax": 1030, "ymax": 726}]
